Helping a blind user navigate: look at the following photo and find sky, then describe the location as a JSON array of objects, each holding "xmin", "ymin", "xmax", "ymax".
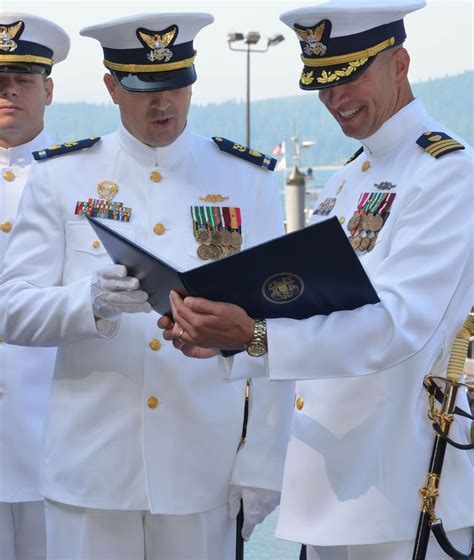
[{"xmin": 3, "ymin": 0, "xmax": 473, "ymax": 106}]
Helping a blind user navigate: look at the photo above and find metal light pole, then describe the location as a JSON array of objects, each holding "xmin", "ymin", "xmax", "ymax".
[{"xmin": 227, "ymin": 32, "xmax": 284, "ymax": 146}]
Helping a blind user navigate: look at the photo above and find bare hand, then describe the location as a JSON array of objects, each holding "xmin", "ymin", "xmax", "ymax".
[
  {"xmin": 158, "ymin": 291, "xmax": 254, "ymax": 351},
  {"xmin": 157, "ymin": 313, "xmax": 217, "ymax": 359}
]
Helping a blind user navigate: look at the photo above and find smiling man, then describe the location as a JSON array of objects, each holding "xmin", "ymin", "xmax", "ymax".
[
  {"xmin": 0, "ymin": 13, "xmax": 69, "ymax": 560},
  {"xmin": 159, "ymin": 1, "xmax": 473, "ymax": 558},
  {"xmin": 0, "ymin": 12, "xmax": 294, "ymax": 560}
]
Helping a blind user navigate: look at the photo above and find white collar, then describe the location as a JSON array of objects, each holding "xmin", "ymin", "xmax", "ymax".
[
  {"xmin": 0, "ymin": 129, "xmax": 52, "ymax": 167},
  {"xmin": 117, "ymin": 121, "xmax": 193, "ymax": 167},
  {"xmin": 361, "ymin": 98, "xmax": 427, "ymax": 157}
]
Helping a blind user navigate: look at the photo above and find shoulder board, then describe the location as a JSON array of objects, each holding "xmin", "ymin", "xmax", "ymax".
[
  {"xmin": 416, "ymin": 131, "xmax": 465, "ymax": 159},
  {"xmin": 344, "ymin": 146, "xmax": 364, "ymax": 165},
  {"xmin": 33, "ymin": 137, "xmax": 101, "ymax": 162},
  {"xmin": 212, "ymin": 137, "xmax": 276, "ymax": 171}
]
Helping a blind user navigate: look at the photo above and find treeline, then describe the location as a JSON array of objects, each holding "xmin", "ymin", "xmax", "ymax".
[{"xmin": 45, "ymin": 71, "xmax": 473, "ymax": 167}]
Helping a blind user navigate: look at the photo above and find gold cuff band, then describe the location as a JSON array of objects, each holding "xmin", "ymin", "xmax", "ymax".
[
  {"xmin": 0, "ymin": 54, "xmax": 53, "ymax": 66},
  {"xmin": 301, "ymin": 37, "xmax": 395, "ymax": 67},
  {"xmin": 104, "ymin": 53, "xmax": 196, "ymax": 73}
]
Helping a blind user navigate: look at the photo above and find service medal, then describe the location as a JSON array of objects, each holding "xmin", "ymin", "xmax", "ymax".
[
  {"xmin": 221, "ymin": 230, "xmax": 232, "ymax": 247},
  {"xmin": 210, "ymin": 230, "xmax": 223, "ymax": 245},
  {"xmin": 349, "ymin": 235, "xmax": 362, "ymax": 250},
  {"xmin": 230, "ymin": 231, "xmax": 242, "ymax": 248},
  {"xmin": 197, "ymin": 244, "xmax": 212, "ymax": 260},
  {"xmin": 196, "ymin": 229, "xmax": 211, "ymax": 244},
  {"xmin": 348, "ymin": 212, "xmax": 361, "ymax": 233}
]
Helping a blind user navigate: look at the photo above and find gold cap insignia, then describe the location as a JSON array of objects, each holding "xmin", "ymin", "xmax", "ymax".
[
  {"xmin": 0, "ymin": 21, "xmax": 24, "ymax": 53},
  {"xmin": 199, "ymin": 194, "xmax": 229, "ymax": 203},
  {"xmin": 97, "ymin": 180, "xmax": 119, "ymax": 201},
  {"xmin": 295, "ymin": 21, "xmax": 327, "ymax": 57},
  {"xmin": 137, "ymin": 25, "xmax": 177, "ymax": 63}
]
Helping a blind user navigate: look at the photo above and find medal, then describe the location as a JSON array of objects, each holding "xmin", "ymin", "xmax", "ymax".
[
  {"xmin": 197, "ymin": 244, "xmax": 212, "ymax": 260},
  {"xmin": 210, "ymin": 230, "xmax": 223, "ymax": 245},
  {"xmin": 230, "ymin": 231, "xmax": 242, "ymax": 248},
  {"xmin": 196, "ymin": 229, "xmax": 211, "ymax": 244},
  {"xmin": 349, "ymin": 235, "xmax": 362, "ymax": 250},
  {"xmin": 348, "ymin": 212, "xmax": 361, "ymax": 233},
  {"xmin": 221, "ymin": 230, "xmax": 232, "ymax": 247}
]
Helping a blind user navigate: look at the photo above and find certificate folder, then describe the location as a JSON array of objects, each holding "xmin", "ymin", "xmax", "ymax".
[{"xmin": 87, "ymin": 216, "xmax": 379, "ymax": 319}]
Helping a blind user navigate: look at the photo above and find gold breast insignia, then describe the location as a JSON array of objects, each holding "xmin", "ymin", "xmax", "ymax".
[{"xmin": 199, "ymin": 194, "xmax": 229, "ymax": 203}]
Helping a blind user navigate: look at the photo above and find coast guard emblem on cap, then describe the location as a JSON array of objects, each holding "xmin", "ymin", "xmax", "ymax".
[
  {"xmin": 137, "ymin": 25, "xmax": 177, "ymax": 63},
  {"xmin": 0, "ymin": 21, "xmax": 24, "ymax": 52},
  {"xmin": 262, "ymin": 273, "xmax": 304, "ymax": 305},
  {"xmin": 294, "ymin": 20, "xmax": 329, "ymax": 57}
]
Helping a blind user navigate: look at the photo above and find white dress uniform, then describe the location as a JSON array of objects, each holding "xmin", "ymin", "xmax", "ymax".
[
  {"xmin": 0, "ymin": 131, "xmax": 58, "ymax": 559},
  {"xmin": 222, "ymin": 99, "xmax": 474, "ymax": 552},
  {"xmin": 0, "ymin": 123, "xmax": 295, "ymax": 555}
]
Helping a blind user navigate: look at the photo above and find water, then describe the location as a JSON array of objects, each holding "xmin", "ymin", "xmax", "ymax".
[{"xmin": 245, "ymin": 509, "xmax": 301, "ymax": 559}]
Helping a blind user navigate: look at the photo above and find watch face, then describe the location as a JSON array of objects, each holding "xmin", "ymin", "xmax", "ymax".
[{"xmin": 247, "ymin": 342, "xmax": 266, "ymax": 357}]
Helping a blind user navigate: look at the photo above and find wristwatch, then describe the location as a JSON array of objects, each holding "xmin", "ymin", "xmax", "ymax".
[{"xmin": 245, "ymin": 319, "xmax": 267, "ymax": 357}]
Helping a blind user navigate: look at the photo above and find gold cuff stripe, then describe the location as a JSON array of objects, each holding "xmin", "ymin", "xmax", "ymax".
[
  {"xmin": 0, "ymin": 54, "xmax": 53, "ymax": 66},
  {"xmin": 104, "ymin": 54, "xmax": 196, "ymax": 73},
  {"xmin": 301, "ymin": 37, "xmax": 395, "ymax": 67}
]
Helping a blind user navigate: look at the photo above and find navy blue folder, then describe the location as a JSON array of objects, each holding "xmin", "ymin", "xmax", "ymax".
[{"xmin": 87, "ymin": 215, "xmax": 379, "ymax": 319}]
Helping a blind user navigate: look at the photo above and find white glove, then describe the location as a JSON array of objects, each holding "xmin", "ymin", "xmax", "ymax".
[
  {"xmin": 91, "ymin": 264, "xmax": 151, "ymax": 320},
  {"xmin": 228, "ymin": 485, "xmax": 281, "ymax": 541}
]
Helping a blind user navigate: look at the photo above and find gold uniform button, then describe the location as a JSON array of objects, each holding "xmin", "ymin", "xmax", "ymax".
[
  {"xmin": 92, "ymin": 240, "xmax": 101, "ymax": 249},
  {"xmin": 149, "ymin": 338, "xmax": 161, "ymax": 351},
  {"xmin": 150, "ymin": 171, "xmax": 162, "ymax": 183},
  {"xmin": 361, "ymin": 160, "xmax": 371, "ymax": 172},
  {"xmin": 1, "ymin": 221, "xmax": 12, "ymax": 233},
  {"xmin": 3, "ymin": 170, "xmax": 15, "ymax": 181},
  {"xmin": 295, "ymin": 396, "xmax": 305, "ymax": 411},
  {"xmin": 338, "ymin": 216, "xmax": 345, "ymax": 225},
  {"xmin": 147, "ymin": 396, "xmax": 159, "ymax": 409},
  {"xmin": 153, "ymin": 223, "xmax": 166, "ymax": 235}
]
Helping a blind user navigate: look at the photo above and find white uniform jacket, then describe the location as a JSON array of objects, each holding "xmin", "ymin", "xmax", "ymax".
[
  {"xmin": 222, "ymin": 100, "xmax": 474, "ymax": 545},
  {"xmin": 0, "ymin": 124, "xmax": 294, "ymax": 514},
  {"xmin": 0, "ymin": 130, "xmax": 57, "ymax": 503}
]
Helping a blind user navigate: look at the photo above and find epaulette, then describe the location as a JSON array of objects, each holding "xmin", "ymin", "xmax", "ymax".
[
  {"xmin": 344, "ymin": 146, "xmax": 364, "ymax": 165},
  {"xmin": 33, "ymin": 137, "xmax": 101, "ymax": 161},
  {"xmin": 212, "ymin": 137, "xmax": 276, "ymax": 171},
  {"xmin": 416, "ymin": 131, "xmax": 465, "ymax": 159}
]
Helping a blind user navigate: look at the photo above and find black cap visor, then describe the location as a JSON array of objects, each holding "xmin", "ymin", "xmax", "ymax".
[
  {"xmin": 113, "ymin": 65, "xmax": 196, "ymax": 92},
  {"xmin": 300, "ymin": 55, "xmax": 377, "ymax": 90},
  {"xmin": 0, "ymin": 62, "xmax": 49, "ymax": 75}
]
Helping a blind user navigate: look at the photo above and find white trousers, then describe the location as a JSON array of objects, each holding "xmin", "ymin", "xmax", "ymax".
[
  {"xmin": 307, "ymin": 526, "xmax": 472, "ymax": 560},
  {"xmin": 44, "ymin": 499, "xmax": 235, "ymax": 560},
  {"xmin": 0, "ymin": 501, "xmax": 47, "ymax": 560}
]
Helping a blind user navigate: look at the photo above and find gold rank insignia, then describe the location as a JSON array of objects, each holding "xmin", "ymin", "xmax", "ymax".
[
  {"xmin": 0, "ymin": 21, "xmax": 23, "ymax": 52},
  {"xmin": 416, "ymin": 131, "xmax": 465, "ymax": 159},
  {"xmin": 137, "ymin": 25, "xmax": 177, "ymax": 63}
]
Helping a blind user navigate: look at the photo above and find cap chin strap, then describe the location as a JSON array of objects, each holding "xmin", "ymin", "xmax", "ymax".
[
  {"xmin": 103, "ymin": 53, "xmax": 196, "ymax": 73},
  {"xmin": 301, "ymin": 36, "xmax": 395, "ymax": 67}
]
